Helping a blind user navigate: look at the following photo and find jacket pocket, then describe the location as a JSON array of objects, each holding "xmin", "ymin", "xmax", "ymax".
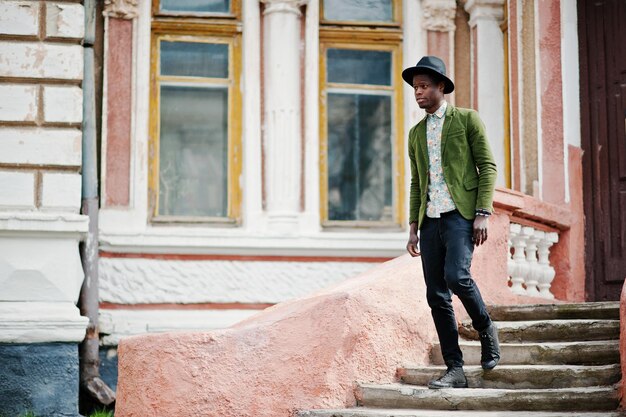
[{"xmin": 464, "ymin": 177, "xmax": 479, "ymax": 190}]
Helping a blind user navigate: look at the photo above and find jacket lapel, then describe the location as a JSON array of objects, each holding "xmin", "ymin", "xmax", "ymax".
[
  {"xmin": 440, "ymin": 104, "xmax": 454, "ymax": 158},
  {"xmin": 418, "ymin": 116, "xmax": 428, "ymax": 168}
]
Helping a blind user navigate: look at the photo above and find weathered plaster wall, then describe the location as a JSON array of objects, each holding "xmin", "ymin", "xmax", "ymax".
[
  {"xmin": 0, "ymin": 1, "xmax": 88, "ymax": 415},
  {"xmin": 115, "ymin": 251, "xmax": 547, "ymax": 417},
  {"xmin": 549, "ymin": 146, "xmax": 585, "ymax": 301}
]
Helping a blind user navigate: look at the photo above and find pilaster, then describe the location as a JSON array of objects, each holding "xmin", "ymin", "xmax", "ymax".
[
  {"xmin": 261, "ymin": 0, "xmax": 308, "ymax": 233},
  {"xmin": 464, "ymin": 0, "xmax": 507, "ymax": 187},
  {"xmin": 422, "ymin": 0, "xmax": 457, "ymax": 102}
]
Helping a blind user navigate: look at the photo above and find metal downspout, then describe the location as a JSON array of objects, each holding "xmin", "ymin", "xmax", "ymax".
[{"xmin": 78, "ymin": 0, "xmax": 115, "ymax": 408}]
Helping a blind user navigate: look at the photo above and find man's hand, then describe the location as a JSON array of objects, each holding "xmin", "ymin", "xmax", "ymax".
[
  {"xmin": 473, "ymin": 216, "xmax": 489, "ymax": 246},
  {"xmin": 407, "ymin": 222, "xmax": 420, "ymax": 256}
]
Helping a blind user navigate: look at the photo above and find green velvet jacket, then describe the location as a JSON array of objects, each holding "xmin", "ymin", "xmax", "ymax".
[{"xmin": 408, "ymin": 104, "xmax": 497, "ymax": 228}]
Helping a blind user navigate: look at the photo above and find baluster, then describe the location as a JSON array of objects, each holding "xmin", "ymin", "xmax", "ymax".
[
  {"xmin": 537, "ymin": 232, "xmax": 559, "ymax": 299},
  {"xmin": 510, "ymin": 224, "xmax": 530, "ymax": 295},
  {"xmin": 524, "ymin": 229, "xmax": 543, "ymax": 297}
]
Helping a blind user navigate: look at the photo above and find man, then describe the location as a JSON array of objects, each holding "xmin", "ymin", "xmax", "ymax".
[{"xmin": 403, "ymin": 56, "xmax": 500, "ymax": 389}]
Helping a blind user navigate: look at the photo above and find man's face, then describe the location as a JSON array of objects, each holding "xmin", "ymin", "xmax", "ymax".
[{"xmin": 412, "ymin": 73, "xmax": 444, "ymax": 113}]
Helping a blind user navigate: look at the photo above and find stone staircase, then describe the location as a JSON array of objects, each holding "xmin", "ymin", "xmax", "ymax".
[{"xmin": 298, "ymin": 302, "xmax": 623, "ymax": 417}]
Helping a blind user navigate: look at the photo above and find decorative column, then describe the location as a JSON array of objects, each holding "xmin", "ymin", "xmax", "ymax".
[
  {"xmin": 422, "ymin": 0, "xmax": 457, "ymax": 101},
  {"xmin": 261, "ymin": 0, "xmax": 307, "ymax": 234},
  {"xmin": 464, "ymin": 0, "xmax": 506, "ymax": 187}
]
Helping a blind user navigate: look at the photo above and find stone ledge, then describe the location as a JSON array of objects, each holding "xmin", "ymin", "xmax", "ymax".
[
  {"xmin": 494, "ymin": 188, "xmax": 571, "ymax": 231},
  {"xmin": 0, "ymin": 211, "xmax": 88, "ymax": 237},
  {"xmin": 0, "ymin": 301, "xmax": 88, "ymax": 343}
]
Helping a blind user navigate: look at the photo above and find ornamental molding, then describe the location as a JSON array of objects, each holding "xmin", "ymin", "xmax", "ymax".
[
  {"xmin": 261, "ymin": 0, "xmax": 309, "ymax": 16},
  {"xmin": 464, "ymin": 0, "xmax": 505, "ymax": 26},
  {"xmin": 99, "ymin": 257, "xmax": 374, "ymax": 304},
  {"xmin": 103, "ymin": 0, "xmax": 139, "ymax": 19},
  {"xmin": 422, "ymin": 0, "xmax": 458, "ymax": 32}
]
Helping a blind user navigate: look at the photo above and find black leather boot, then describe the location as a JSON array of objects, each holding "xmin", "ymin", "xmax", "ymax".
[
  {"xmin": 427, "ymin": 366, "xmax": 468, "ymax": 389},
  {"xmin": 479, "ymin": 323, "xmax": 501, "ymax": 370}
]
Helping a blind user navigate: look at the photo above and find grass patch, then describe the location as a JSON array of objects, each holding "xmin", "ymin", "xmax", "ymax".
[{"xmin": 2, "ymin": 410, "xmax": 113, "ymax": 417}]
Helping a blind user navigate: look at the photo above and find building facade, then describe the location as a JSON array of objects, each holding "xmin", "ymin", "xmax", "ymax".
[{"xmin": 0, "ymin": 0, "xmax": 624, "ymax": 415}]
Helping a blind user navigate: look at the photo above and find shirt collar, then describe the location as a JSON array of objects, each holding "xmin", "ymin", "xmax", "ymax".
[{"xmin": 429, "ymin": 101, "xmax": 447, "ymax": 119}]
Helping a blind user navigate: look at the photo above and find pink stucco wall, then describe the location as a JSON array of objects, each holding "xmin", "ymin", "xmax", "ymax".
[
  {"xmin": 537, "ymin": 0, "xmax": 565, "ymax": 205},
  {"xmin": 115, "ymin": 240, "xmax": 550, "ymax": 417}
]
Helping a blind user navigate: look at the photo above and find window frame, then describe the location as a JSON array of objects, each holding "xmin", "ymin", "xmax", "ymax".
[
  {"xmin": 148, "ymin": 7, "xmax": 243, "ymax": 224},
  {"xmin": 151, "ymin": 0, "xmax": 241, "ymax": 20},
  {"xmin": 319, "ymin": 0, "xmax": 402, "ymax": 28},
  {"xmin": 318, "ymin": 27, "xmax": 405, "ymax": 229}
]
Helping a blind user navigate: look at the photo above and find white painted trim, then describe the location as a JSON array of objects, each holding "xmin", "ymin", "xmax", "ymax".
[
  {"xmin": 99, "ymin": 230, "xmax": 406, "ymax": 257},
  {"xmin": 403, "ymin": 0, "xmax": 426, "ymax": 225},
  {"xmin": 100, "ymin": 15, "xmax": 110, "ymax": 208},
  {"xmin": 302, "ymin": 0, "xmax": 321, "ymax": 234},
  {"xmin": 242, "ymin": 0, "xmax": 264, "ymax": 232},
  {"xmin": 560, "ymin": 0, "xmax": 581, "ymax": 204},
  {"xmin": 99, "ymin": 308, "xmax": 257, "ymax": 346},
  {"xmin": 0, "ymin": 302, "xmax": 88, "ymax": 343},
  {"xmin": 0, "ymin": 211, "xmax": 88, "ymax": 237},
  {"xmin": 516, "ymin": 0, "xmax": 525, "ymax": 193}
]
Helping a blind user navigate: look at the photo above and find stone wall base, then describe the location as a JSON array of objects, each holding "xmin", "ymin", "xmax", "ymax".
[{"xmin": 0, "ymin": 343, "xmax": 79, "ymax": 417}]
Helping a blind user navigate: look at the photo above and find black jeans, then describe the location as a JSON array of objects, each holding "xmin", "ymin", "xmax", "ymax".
[{"xmin": 420, "ymin": 210, "xmax": 492, "ymax": 368}]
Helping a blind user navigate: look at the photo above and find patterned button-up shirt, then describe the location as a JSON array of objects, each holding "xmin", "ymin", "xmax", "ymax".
[{"xmin": 426, "ymin": 101, "xmax": 457, "ymax": 218}]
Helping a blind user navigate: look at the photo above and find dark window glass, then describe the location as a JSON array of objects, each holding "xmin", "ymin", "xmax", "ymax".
[
  {"xmin": 160, "ymin": 0, "xmax": 230, "ymax": 14},
  {"xmin": 158, "ymin": 85, "xmax": 229, "ymax": 217},
  {"xmin": 323, "ymin": 0, "xmax": 393, "ymax": 22},
  {"xmin": 327, "ymin": 49, "xmax": 391, "ymax": 86},
  {"xmin": 160, "ymin": 41, "xmax": 229, "ymax": 79},
  {"xmin": 327, "ymin": 93, "xmax": 393, "ymax": 221}
]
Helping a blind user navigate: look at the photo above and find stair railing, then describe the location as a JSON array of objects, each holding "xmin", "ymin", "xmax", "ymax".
[{"xmin": 508, "ymin": 223, "xmax": 559, "ymax": 298}]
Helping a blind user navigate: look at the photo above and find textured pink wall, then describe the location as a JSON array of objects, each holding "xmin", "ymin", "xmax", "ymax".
[
  {"xmin": 537, "ymin": 0, "xmax": 565, "ymax": 204},
  {"xmin": 105, "ymin": 18, "xmax": 132, "ymax": 207},
  {"xmin": 116, "ymin": 243, "xmax": 550, "ymax": 417},
  {"xmin": 550, "ymin": 146, "xmax": 585, "ymax": 301}
]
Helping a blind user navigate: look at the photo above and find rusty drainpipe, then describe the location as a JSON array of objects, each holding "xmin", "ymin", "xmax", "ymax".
[{"xmin": 78, "ymin": 0, "xmax": 116, "ymax": 407}]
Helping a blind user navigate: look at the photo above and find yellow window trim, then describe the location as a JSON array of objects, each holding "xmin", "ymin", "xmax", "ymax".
[
  {"xmin": 148, "ymin": 30, "xmax": 242, "ymax": 224},
  {"xmin": 319, "ymin": 41, "xmax": 405, "ymax": 228}
]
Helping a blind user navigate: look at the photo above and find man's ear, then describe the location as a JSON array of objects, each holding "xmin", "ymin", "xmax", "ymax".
[{"xmin": 439, "ymin": 81, "xmax": 445, "ymax": 93}]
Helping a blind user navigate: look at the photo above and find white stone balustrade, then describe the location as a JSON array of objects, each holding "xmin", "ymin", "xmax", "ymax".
[{"xmin": 507, "ymin": 223, "xmax": 559, "ymax": 298}]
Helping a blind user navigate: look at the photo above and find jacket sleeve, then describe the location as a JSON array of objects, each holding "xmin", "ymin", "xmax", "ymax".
[
  {"xmin": 467, "ymin": 110, "xmax": 497, "ymax": 212},
  {"xmin": 408, "ymin": 126, "xmax": 421, "ymax": 224}
]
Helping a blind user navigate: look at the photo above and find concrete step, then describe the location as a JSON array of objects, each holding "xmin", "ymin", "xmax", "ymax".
[
  {"xmin": 298, "ymin": 409, "xmax": 625, "ymax": 417},
  {"xmin": 459, "ymin": 319, "xmax": 620, "ymax": 343},
  {"xmin": 397, "ymin": 364, "xmax": 621, "ymax": 389},
  {"xmin": 356, "ymin": 383, "xmax": 619, "ymax": 412},
  {"xmin": 430, "ymin": 340, "xmax": 620, "ymax": 366},
  {"xmin": 487, "ymin": 302, "xmax": 619, "ymax": 321}
]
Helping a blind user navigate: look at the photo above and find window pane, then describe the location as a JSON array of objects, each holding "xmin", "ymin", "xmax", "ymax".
[
  {"xmin": 160, "ymin": 41, "xmax": 229, "ymax": 79},
  {"xmin": 158, "ymin": 85, "xmax": 228, "ymax": 217},
  {"xmin": 160, "ymin": 0, "xmax": 230, "ymax": 14},
  {"xmin": 327, "ymin": 49, "xmax": 391, "ymax": 86},
  {"xmin": 323, "ymin": 0, "xmax": 392, "ymax": 22},
  {"xmin": 327, "ymin": 93, "xmax": 393, "ymax": 221}
]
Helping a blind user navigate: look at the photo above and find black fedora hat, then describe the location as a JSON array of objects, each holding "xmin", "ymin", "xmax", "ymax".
[{"xmin": 402, "ymin": 56, "xmax": 454, "ymax": 94}]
